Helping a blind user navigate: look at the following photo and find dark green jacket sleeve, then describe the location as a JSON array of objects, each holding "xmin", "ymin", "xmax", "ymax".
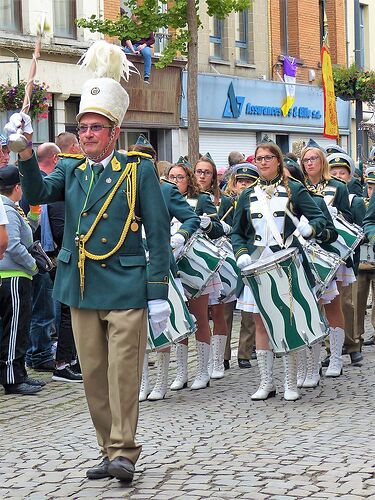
[
  {"xmin": 162, "ymin": 182, "xmax": 200, "ymax": 241},
  {"xmin": 310, "ymin": 194, "xmax": 338, "ymax": 244},
  {"xmin": 231, "ymin": 188, "xmax": 254, "ymax": 258},
  {"xmin": 196, "ymin": 193, "xmax": 224, "ymax": 239},
  {"xmin": 218, "ymin": 195, "xmax": 235, "ymax": 226},
  {"xmin": 363, "ymin": 194, "xmax": 375, "ymax": 245},
  {"xmin": 332, "ymin": 181, "xmax": 353, "ymax": 223},
  {"xmin": 351, "ymin": 196, "xmax": 366, "ymax": 226},
  {"xmin": 348, "ymin": 177, "xmax": 363, "ymax": 197}
]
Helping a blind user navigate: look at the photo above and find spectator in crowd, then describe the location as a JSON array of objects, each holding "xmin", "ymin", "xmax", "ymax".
[
  {"xmin": 121, "ymin": 11, "xmax": 154, "ymax": 84},
  {"xmin": 24, "ymin": 143, "xmax": 61, "ymax": 372},
  {"xmin": 0, "ymin": 165, "xmax": 44, "ymax": 395},
  {"xmin": 55, "ymin": 132, "xmax": 81, "ymax": 155},
  {"xmin": 228, "ymin": 151, "xmax": 245, "ymax": 167},
  {"xmin": 0, "ymin": 196, "xmax": 8, "ymax": 259},
  {"xmin": 217, "ymin": 166, "xmax": 228, "ymax": 190},
  {"xmin": 0, "ymin": 134, "xmax": 10, "ymax": 168}
]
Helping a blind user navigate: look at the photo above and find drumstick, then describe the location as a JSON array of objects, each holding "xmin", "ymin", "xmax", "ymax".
[
  {"xmin": 220, "ymin": 206, "xmax": 233, "ymax": 222},
  {"xmin": 206, "ymin": 213, "xmax": 218, "ymax": 218}
]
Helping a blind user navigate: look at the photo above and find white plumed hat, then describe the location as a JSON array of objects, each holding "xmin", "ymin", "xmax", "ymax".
[{"xmin": 77, "ymin": 40, "xmax": 136, "ymax": 125}]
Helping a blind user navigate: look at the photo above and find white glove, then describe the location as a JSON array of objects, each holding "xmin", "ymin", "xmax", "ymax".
[
  {"xmin": 148, "ymin": 299, "xmax": 171, "ymax": 337},
  {"xmin": 328, "ymin": 205, "xmax": 338, "ymax": 217},
  {"xmin": 4, "ymin": 111, "xmax": 33, "ymax": 135},
  {"xmin": 221, "ymin": 220, "xmax": 231, "ymax": 235},
  {"xmin": 297, "ymin": 220, "xmax": 313, "ymax": 238},
  {"xmin": 237, "ymin": 253, "xmax": 252, "ymax": 270},
  {"xmin": 170, "ymin": 233, "xmax": 185, "ymax": 249},
  {"xmin": 200, "ymin": 213, "xmax": 211, "ymax": 230}
]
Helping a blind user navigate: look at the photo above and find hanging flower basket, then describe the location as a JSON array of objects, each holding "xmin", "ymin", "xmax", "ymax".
[
  {"xmin": 332, "ymin": 64, "xmax": 375, "ymax": 103},
  {"xmin": 0, "ymin": 80, "xmax": 51, "ymax": 121}
]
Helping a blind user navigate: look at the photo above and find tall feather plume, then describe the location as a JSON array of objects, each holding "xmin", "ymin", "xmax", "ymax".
[{"xmin": 78, "ymin": 40, "xmax": 138, "ymax": 82}]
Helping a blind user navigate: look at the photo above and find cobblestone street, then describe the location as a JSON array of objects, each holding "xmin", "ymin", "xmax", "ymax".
[{"xmin": 1, "ymin": 313, "xmax": 375, "ymax": 499}]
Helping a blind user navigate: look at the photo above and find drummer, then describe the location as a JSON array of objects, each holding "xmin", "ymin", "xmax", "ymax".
[
  {"xmin": 166, "ymin": 162, "xmax": 224, "ymax": 389},
  {"xmin": 301, "ymin": 146, "xmax": 354, "ymax": 378},
  {"xmin": 219, "ymin": 164, "xmax": 259, "ymax": 371},
  {"xmin": 128, "ymin": 143, "xmax": 201, "ymax": 401},
  {"xmin": 193, "ymin": 155, "xmax": 229, "ymax": 380},
  {"xmin": 231, "ymin": 141, "xmax": 331, "ymax": 401},
  {"xmin": 356, "ymin": 166, "xmax": 375, "ymax": 348},
  {"xmin": 325, "ymin": 145, "xmax": 363, "ymax": 196},
  {"xmin": 328, "ymin": 153, "xmax": 366, "ymax": 366}
]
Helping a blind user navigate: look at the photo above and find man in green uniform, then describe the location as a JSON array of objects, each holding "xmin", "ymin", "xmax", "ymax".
[{"xmin": 5, "ymin": 41, "xmax": 171, "ymax": 482}]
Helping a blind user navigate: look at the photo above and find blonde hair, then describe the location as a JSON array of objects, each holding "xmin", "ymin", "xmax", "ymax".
[{"xmin": 300, "ymin": 146, "xmax": 331, "ymax": 181}]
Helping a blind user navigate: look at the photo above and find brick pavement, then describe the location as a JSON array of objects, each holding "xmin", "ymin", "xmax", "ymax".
[{"xmin": 1, "ymin": 312, "xmax": 375, "ymax": 499}]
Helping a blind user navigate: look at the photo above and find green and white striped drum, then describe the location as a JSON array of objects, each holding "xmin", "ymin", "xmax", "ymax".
[
  {"xmin": 302, "ymin": 242, "xmax": 342, "ymax": 299},
  {"xmin": 241, "ymin": 248, "xmax": 328, "ymax": 356},
  {"xmin": 331, "ymin": 213, "xmax": 364, "ymax": 260},
  {"xmin": 214, "ymin": 236, "xmax": 240, "ymax": 303},
  {"xmin": 147, "ymin": 272, "xmax": 197, "ymax": 351},
  {"xmin": 177, "ymin": 232, "xmax": 226, "ymax": 299}
]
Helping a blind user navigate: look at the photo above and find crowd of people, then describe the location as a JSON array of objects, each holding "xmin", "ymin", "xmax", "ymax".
[{"xmin": 1, "ymin": 39, "xmax": 375, "ymax": 484}]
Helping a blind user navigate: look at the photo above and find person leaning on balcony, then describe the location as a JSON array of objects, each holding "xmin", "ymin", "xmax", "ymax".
[{"xmin": 120, "ymin": 10, "xmax": 155, "ymax": 85}]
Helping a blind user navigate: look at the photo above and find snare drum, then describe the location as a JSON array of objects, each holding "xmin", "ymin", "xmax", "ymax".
[
  {"xmin": 177, "ymin": 232, "xmax": 226, "ymax": 298},
  {"xmin": 331, "ymin": 213, "xmax": 364, "ymax": 261},
  {"xmin": 241, "ymin": 248, "xmax": 328, "ymax": 356},
  {"xmin": 214, "ymin": 236, "xmax": 240, "ymax": 303},
  {"xmin": 147, "ymin": 272, "xmax": 197, "ymax": 351},
  {"xmin": 302, "ymin": 242, "xmax": 342, "ymax": 298}
]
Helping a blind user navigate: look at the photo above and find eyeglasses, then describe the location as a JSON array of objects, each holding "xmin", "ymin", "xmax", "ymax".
[
  {"xmin": 254, "ymin": 155, "xmax": 276, "ymax": 163},
  {"xmin": 301, "ymin": 155, "xmax": 320, "ymax": 165},
  {"xmin": 195, "ymin": 169, "xmax": 213, "ymax": 177},
  {"xmin": 168, "ymin": 175, "xmax": 187, "ymax": 183},
  {"xmin": 77, "ymin": 124, "xmax": 113, "ymax": 134}
]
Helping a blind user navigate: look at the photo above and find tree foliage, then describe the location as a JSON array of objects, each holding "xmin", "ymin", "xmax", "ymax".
[{"xmin": 77, "ymin": 0, "xmax": 252, "ymax": 67}]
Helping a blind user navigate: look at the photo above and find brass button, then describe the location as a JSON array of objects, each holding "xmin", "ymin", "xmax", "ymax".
[
  {"xmin": 80, "ymin": 234, "xmax": 84, "ymax": 239},
  {"xmin": 82, "ymin": 212, "xmax": 88, "ymax": 217},
  {"xmin": 101, "ymin": 263, "xmax": 107, "ymax": 268},
  {"xmin": 102, "ymin": 213, "xmax": 108, "ymax": 219},
  {"xmin": 101, "ymin": 238, "xmax": 107, "ymax": 244}
]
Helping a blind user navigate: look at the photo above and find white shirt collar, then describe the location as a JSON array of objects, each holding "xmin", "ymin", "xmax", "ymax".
[{"xmin": 87, "ymin": 151, "xmax": 114, "ymax": 169}]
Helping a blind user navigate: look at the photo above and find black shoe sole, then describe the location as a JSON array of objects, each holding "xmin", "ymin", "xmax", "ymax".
[
  {"xmin": 86, "ymin": 471, "xmax": 113, "ymax": 480},
  {"xmin": 52, "ymin": 375, "xmax": 83, "ymax": 382},
  {"xmin": 107, "ymin": 465, "xmax": 134, "ymax": 482}
]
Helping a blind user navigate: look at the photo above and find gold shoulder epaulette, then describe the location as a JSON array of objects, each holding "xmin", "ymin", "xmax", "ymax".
[
  {"xmin": 127, "ymin": 151, "xmax": 152, "ymax": 160},
  {"xmin": 58, "ymin": 153, "xmax": 85, "ymax": 159}
]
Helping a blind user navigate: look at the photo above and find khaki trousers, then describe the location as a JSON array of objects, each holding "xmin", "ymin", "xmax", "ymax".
[
  {"xmin": 70, "ymin": 307, "xmax": 147, "ymax": 464},
  {"xmin": 355, "ymin": 270, "xmax": 375, "ymax": 342},
  {"xmin": 339, "ymin": 282, "xmax": 360, "ymax": 353},
  {"xmin": 224, "ymin": 301, "xmax": 255, "ymax": 360}
]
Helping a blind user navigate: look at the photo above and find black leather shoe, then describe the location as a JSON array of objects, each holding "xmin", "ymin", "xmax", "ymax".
[
  {"xmin": 350, "ymin": 352, "xmax": 363, "ymax": 365},
  {"xmin": 108, "ymin": 457, "xmax": 135, "ymax": 482},
  {"xmin": 363, "ymin": 338, "xmax": 375, "ymax": 346},
  {"xmin": 224, "ymin": 360, "xmax": 230, "ymax": 370},
  {"xmin": 321, "ymin": 355, "xmax": 330, "ymax": 367},
  {"xmin": 4, "ymin": 383, "xmax": 42, "ymax": 395},
  {"xmin": 238, "ymin": 358, "xmax": 251, "ymax": 368},
  {"xmin": 24, "ymin": 376, "xmax": 46, "ymax": 387},
  {"xmin": 86, "ymin": 457, "xmax": 112, "ymax": 479}
]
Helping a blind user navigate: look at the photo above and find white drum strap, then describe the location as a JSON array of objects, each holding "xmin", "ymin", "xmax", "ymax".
[{"xmin": 254, "ymin": 185, "xmax": 285, "ymax": 248}]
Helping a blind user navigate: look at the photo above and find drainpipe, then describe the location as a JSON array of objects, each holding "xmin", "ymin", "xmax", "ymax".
[{"xmin": 354, "ymin": 0, "xmax": 363, "ymax": 160}]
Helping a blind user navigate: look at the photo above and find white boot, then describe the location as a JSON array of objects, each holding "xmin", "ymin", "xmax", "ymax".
[
  {"xmin": 191, "ymin": 341, "xmax": 210, "ymax": 390},
  {"xmin": 170, "ymin": 344, "xmax": 188, "ymax": 390},
  {"xmin": 296, "ymin": 348, "xmax": 307, "ymax": 388},
  {"xmin": 211, "ymin": 335, "xmax": 227, "ymax": 379},
  {"xmin": 148, "ymin": 352, "xmax": 170, "ymax": 400},
  {"xmin": 139, "ymin": 354, "xmax": 150, "ymax": 402},
  {"xmin": 251, "ymin": 350, "xmax": 276, "ymax": 400},
  {"xmin": 283, "ymin": 352, "xmax": 300, "ymax": 401},
  {"xmin": 326, "ymin": 327, "xmax": 344, "ymax": 377},
  {"xmin": 303, "ymin": 343, "xmax": 321, "ymax": 388}
]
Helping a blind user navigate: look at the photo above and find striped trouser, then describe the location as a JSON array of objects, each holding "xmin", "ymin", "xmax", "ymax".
[{"xmin": 0, "ymin": 276, "xmax": 32, "ymax": 385}]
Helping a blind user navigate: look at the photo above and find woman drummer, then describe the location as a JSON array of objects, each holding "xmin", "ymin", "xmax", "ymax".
[
  {"xmin": 192, "ymin": 155, "xmax": 231, "ymax": 380},
  {"xmin": 167, "ymin": 162, "xmax": 224, "ymax": 389},
  {"xmin": 231, "ymin": 142, "xmax": 332, "ymax": 401},
  {"xmin": 300, "ymin": 146, "xmax": 354, "ymax": 378}
]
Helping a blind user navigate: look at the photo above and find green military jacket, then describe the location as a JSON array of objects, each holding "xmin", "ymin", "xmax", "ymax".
[
  {"xmin": 347, "ymin": 177, "xmax": 363, "ymax": 197},
  {"xmin": 363, "ymin": 194, "xmax": 375, "ymax": 246},
  {"xmin": 18, "ymin": 151, "xmax": 170, "ymax": 310},
  {"xmin": 218, "ymin": 194, "xmax": 236, "ymax": 226},
  {"xmin": 186, "ymin": 192, "xmax": 224, "ymax": 240},
  {"xmin": 305, "ymin": 177, "xmax": 353, "ymax": 223}
]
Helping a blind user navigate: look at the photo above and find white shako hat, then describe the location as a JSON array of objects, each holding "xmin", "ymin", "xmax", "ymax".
[{"xmin": 77, "ymin": 40, "xmax": 136, "ymax": 126}]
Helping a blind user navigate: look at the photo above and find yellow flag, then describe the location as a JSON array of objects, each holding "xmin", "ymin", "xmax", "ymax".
[{"xmin": 321, "ymin": 45, "xmax": 339, "ymax": 139}]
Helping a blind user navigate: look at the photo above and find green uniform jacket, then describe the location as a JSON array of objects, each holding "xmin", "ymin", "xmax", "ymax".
[
  {"xmin": 18, "ymin": 151, "xmax": 170, "ymax": 310},
  {"xmin": 363, "ymin": 194, "xmax": 375, "ymax": 246},
  {"xmin": 348, "ymin": 177, "xmax": 363, "ymax": 197},
  {"xmin": 350, "ymin": 194, "xmax": 366, "ymax": 274},
  {"xmin": 188, "ymin": 193, "xmax": 224, "ymax": 240},
  {"xmin": 160, "ymin": 180, "xmax": 200, "ymax": 277},
  {"xmin": 218, "ymin": 194, "xmax": 236, "ymax": 226}
]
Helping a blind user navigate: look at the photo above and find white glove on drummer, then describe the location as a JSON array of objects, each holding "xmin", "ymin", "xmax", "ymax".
[
  {"xmin": 148, "ymin": 299, "xmax": 171, "ymax": 337},
  {"xmin": 328, "ymin": 205, "xmax": 338, "ymax": 217},
  {"xmin": 237, "ymin": 253, "xmax": 252, "ymax": 270},
  {"xmin": 297, "ymin": 220, "xmax": 313, "ymax": 238},
  {"xmin": 170, "ymin": 233, "xmax": 185, "ymax": 250},
  {"xmin": 221, "ymin": 220, "xmax": 231, "ymax": 235},
  {"xmin": 4, "ymin": 111, "xmax": 33, "ymax": 135},
  {"xmin": 200, "ymin": 213, "xmax": 211, "ymax": 230}
]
